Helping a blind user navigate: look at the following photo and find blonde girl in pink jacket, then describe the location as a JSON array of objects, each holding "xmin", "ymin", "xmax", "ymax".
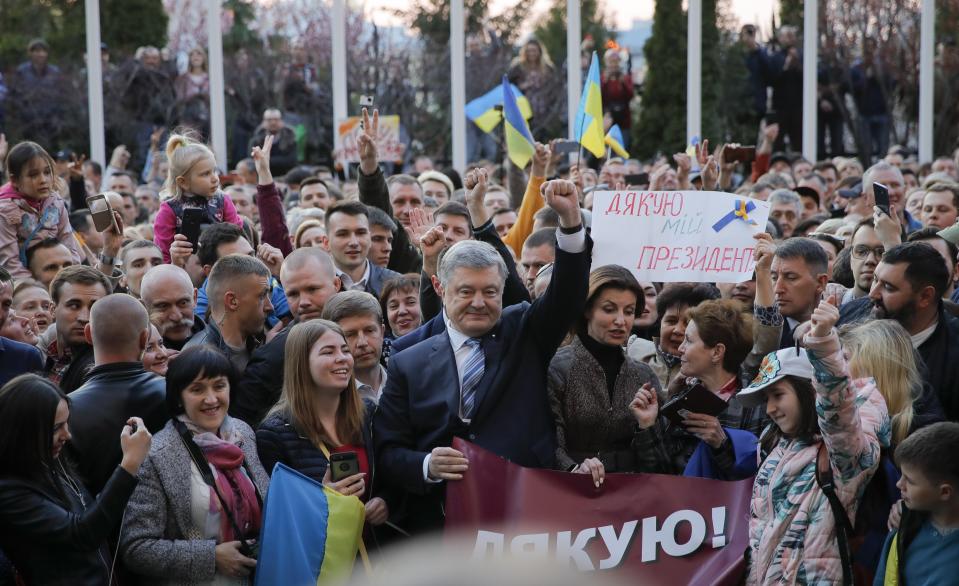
[{"xmin": 738, "ymin": 296, "xmax": 891, "ymax": 585}]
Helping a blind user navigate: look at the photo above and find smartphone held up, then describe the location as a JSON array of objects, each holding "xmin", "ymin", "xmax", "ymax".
[{"xmin": 85, "ymin": 194, "xmax": 119, "ymax": 233}]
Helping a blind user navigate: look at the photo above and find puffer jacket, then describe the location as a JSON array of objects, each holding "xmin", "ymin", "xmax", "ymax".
[
  {"xmin": 0, "ymin": 183, "xmax": 82, "ymax": 279},
  {"xmin": 748, "ymin": 330, "xmax": 891, "ymax": 585}
]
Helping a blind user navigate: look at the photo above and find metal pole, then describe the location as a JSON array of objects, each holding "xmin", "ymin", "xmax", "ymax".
[
  {"xmin": 206, "ymin": 0, "xmax": 228, "ymax": 168},
  {"xmin": 84, "ymin": 0, "xmax": 106, "ymax": 164},
  {"xmin": 332, "ymin": 0, "xmax": 348, "ymax": 153},
  {"xmin": 919, "ymin": 0, "xmax": 935, "ymax": 162},
  {"xmin": 687, "ymin": 0, "xmax": 702, "ymax": 144},
  {"xmin": 567, "ymin": 0, "xmax": 582, "ymax": 140},
  {"xmin": 802, "ymin": 0, "xmax": 818, "ymax": 162},
  {"xmin": 451, "ymin": 0, "xmax": 467, "ymax": 172}
]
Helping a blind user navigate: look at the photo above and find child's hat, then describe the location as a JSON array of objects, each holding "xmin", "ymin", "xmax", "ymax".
[{"xmin": 737, "ymin": 348, "xmax": 815, "ymax": 407}]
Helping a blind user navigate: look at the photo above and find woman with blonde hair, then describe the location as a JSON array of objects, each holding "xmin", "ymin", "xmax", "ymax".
[
  {"xmin": 840, "ymin": 318, "xmax": 944, "ymax": 583},
  {"xmin": 293, "ymin": 219, "xmax": 327, "ymax": 249},
  {"xmin": 843, "ymin": 320, "xmax": 943, "ymax": 446},
  {"xmin": 256, "ymin": 320, "xmax": 397, "ymax": 543},
  {"xmin": 175, "ymin": 47, "xmax": 210, "ymax": 101},
  {"xmin": 507, "ymin": 38, "xmax": 561, "ymax": 139}
]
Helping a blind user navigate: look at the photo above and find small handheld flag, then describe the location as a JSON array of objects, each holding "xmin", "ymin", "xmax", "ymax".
[
  {"xmin": 501, "ymin": 75, "xmax": 536, "ymax": 168},
  {"xmin": 574, "ymin": 52, "xmax": 606, "ymax": 158},
  {"xmin": 605, "ymin": 124, "xmax": 630, "ymax": 159}
]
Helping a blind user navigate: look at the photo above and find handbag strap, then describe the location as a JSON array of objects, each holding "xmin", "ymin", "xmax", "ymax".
[
  {"xmin": 173, "ymin": 419, "xmax": 261, "ymax": 543},
  {"xmin": 814, "ymin": 442, "xmax": 854, "ymax": 586}
]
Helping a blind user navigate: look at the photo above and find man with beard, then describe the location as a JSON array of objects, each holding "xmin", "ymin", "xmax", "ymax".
[{"xmin": 839, "ymin": 242, "xmax": 959, "ymax": 420}]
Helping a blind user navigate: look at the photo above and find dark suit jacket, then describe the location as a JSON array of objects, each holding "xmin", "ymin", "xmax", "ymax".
[
  {"xmin": 374, "ymin": 235, "xmax": 591, "ymax": 533},
  {"xmin": 391, "ymin": 314, "xmax": 446, "ymax": 356},
  {"xmin": 0, "ymin": 336, "xmax": 43, "ymax": 387}
]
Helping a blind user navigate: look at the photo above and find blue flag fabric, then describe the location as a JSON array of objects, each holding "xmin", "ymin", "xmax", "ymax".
[{"xmin": 683, "ymin": 428, "xmax": 759, "ymax": 480}]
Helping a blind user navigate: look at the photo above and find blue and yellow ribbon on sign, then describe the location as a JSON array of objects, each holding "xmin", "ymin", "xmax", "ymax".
[{"xmin": 712, "ymin": 199, "xmax": 758, "ymax": 232}]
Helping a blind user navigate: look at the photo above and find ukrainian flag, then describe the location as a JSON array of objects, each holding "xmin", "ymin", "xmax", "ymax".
[
  {"xmin": 575, "ymin": 52, "xmax": 606, "ymax": 158},
  {"xmin": 255, "ymin": 463, "xmax": 366, "ymax": 586},
  {"xmin": 605, "ymin": 124, "xmax": 630, "ymax": 159},
  {"xmin": 465, "ymin": 83, "xmax": 533, "ymax": 134},
  {"xmin": 502, "ymin": 75, "xmax": 536, "ymax": 168}
]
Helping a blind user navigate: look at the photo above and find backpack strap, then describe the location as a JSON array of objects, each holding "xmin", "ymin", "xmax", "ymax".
[{"xmin": 814, "ymin": 442, "xmax": 855, "ymax": 586}]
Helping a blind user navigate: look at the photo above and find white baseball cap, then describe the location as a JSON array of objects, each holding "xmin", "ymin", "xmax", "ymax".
[{"xmin": 737, "ymin": 347, "xmax": 815, "ymax": 407}]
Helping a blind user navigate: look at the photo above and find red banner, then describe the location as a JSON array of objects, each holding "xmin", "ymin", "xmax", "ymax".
[{"xmin": 444, "ymin": 439, "xmax": 752, "ymax": 585}]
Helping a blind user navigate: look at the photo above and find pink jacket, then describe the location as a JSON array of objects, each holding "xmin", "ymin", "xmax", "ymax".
[
  {"xmin": 747, "ymin": 331, "xmax": 891, "ymax": 585},
  {"xmin": 153, "ymin": 191, "xmax": 242, "ymax": 262},
  {"xmin": 0, "ymin": 183, "xmax": 83, "ymax": 280}
]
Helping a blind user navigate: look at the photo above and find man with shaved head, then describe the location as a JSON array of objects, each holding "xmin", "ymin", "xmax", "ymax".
[
  {"xmin": 66, "ymin": 293, "xmax": 169, "ymax": 495},
  {"xmin": 140, "ymin": 264, "xmax": 203, "ymax": 350},
  {"xmin": 232, "ymin": 247, "xmax": 341, "ymax": 425}
]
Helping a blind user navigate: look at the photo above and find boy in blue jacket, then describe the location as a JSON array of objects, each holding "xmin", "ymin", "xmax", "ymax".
[{"xmin": 875, "ymin": 422, "xmax": 959, "ymax": 585}]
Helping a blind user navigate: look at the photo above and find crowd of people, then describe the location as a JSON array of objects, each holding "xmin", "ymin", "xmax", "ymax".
[{"xmin": 4, "ymin": 36, "xmax": 959, "ymax": 586}]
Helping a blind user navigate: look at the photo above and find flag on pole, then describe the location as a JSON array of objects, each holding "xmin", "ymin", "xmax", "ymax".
[
  {"xmin": 605, "ymin": 124, "xmax": 630, "ymax": 158},
  {"xmin": 254, "ymin": 463, "xmax": 366, "ymax": 586},
  {"xmin": 465, "ymin": 83, "xmax": 533, "ymax": 134},
  {"xmin": 501, "ymin": 75, "xmax": 536, "ymax": 168},
  {"xmin": 574, "ymin": 52, "xmax": 606, "ymax": 157}
]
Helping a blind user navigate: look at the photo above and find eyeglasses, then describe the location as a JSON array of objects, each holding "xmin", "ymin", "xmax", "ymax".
[{"xmin": 852, "ymin": 245, "xmax": 884, "ymax": 260}]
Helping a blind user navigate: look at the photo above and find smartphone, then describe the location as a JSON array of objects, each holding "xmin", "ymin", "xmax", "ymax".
[
  {"xmin": 764, "ymin": 110, "xmax": 779, "ymax": 126},
  {"xmin": 658, "ymin": 383, "xmax": 729, "ymax": 426},
  {"xmin": 178, "ymin": 208, "xmax": 206, "ymax": 250},
  {"xmin": 723, "ymin": 146, "xmax": 757, "ymax": 164},
  {"xmin": 86, "ymin": 194, "xmax": 118, "ymax": 232},
  {"xmin": 330, "ymin": 451, "xmax": 360, "ymax": 482},
  {"xmin": 873, "ymin": 182, "xmax": 890, "ymax": 215},
  {"xmin": 624, "ymin": 172, "xmax": 649, "ymax": 187},
  {"xmin": 359, "ymin": 95, "xmax": 375, "ymax": 107},
  {"xmin": 554, "ymin": 140, "xmax": 580, "ymax": 154}
]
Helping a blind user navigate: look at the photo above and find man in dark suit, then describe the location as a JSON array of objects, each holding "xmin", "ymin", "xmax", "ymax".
[
  {"xmin": 374, "ymin": 179, "xmax": 590, "ymax": 533},
  {"xmin": 326, "ymin": 200, "xmax": 401, "ymax": 298},
  {"xmin": 770, "ymin": 237, "xmax": 829, "ymax": 348}
]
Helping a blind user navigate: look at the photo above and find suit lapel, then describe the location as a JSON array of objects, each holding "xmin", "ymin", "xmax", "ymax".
[
  {"xmin": 429, "ymin": 332, "xmax": 460, "ymax": 416},
  {"xmin": 470, "ymin": 327, "xmax": 504, "ymax": 422}
]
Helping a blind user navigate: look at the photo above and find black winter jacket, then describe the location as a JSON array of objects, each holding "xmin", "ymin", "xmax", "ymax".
[
  {"xmin": 0, "ymin": 465, "xmax": 137, "ymax": 586},
  {"xmin": 65, "ymin": 362, "xmax": 169, "ymax": 495}
]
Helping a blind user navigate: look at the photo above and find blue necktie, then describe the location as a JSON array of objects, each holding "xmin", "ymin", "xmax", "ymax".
[{"xmin": 460, "ymin": 338, "xmax": 485, "ymax": 419}]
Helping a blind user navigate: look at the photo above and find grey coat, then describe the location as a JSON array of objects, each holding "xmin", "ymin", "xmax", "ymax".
[
  {"xmin": 548, "ymin": 337, "xmax": 665, "ymax": 472},
  {"xmin": 120, "ymin": 419, "xmax": 270, "ymax": 585}
]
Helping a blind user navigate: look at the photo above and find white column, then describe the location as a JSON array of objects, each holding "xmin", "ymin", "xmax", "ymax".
[
  {"xmin": 566, "ymin": 0, "xmax": 582, "ymax": 139},
  {"xmin": 802, "ymin": 0, "xmax": 818, "ymax": 162},
  {"xmin": 206, "ymin": 0, "xmax": 228, "ymax": 168},
  {"xmin": 84, "ymin": 0, "xmax": 106, "ymax": 165},
  {"xmin": 332, "ymin": 0, "xmax": 348, "ymax": 152},
  {"xmin": 450, "ymin": 0, "xmax": 467, "ymax": 172},
  {"xmin": 919, "ymin": 0, "xmax": 935, "ymax": 162},
  {"xmin": 686, "ymin": 0, "xmax": 701, "ymax": 144}
]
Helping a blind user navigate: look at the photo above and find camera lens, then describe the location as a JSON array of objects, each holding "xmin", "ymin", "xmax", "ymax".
[{"xmin": 339, "ymin": 463, "xmax": 349, "ymax": 471}]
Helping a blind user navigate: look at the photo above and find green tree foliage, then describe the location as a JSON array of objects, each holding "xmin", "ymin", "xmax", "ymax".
[
  {"xmin": 533, "ymin": 0, "xmax": 612, "ymax": 69},
  {"xmin": 0, "ymin": 0, "xmax": 166, "ymax": 68},
  {"xmin": 223, "ymin": 0, "xmax": 259, "ymax": 53},
  {"xmin": 779, "ymin": 0, "xmax": 803, "ymax": 28},
  {"xmin": 635, "ymin": 0, "xmax": 687, "ymax": 158},
  {"xmin": 700, "ymin": 0, "xmax": 722, "ymax": 147}
]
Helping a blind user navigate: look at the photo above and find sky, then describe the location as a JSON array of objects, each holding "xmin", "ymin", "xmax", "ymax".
[{"xmin": 362, "ymin": 0, "xmax": 777, "ymax": 34}]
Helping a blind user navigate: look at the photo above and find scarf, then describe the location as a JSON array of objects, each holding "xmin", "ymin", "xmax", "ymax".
[
  {"xmin": 655, "ymin": 341, "xmax": 681, "ymax": 370},
  {"xmin": 0, "ymin": 182, "xmax": 45, "ymax": 211},
  {"xmin": 178, "ymin": 414, "xmax": 262, "ymax": 542}
]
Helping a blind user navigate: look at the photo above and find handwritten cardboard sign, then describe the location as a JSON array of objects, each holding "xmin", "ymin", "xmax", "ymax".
[
  {"xmin": 590, "ymin": 191, "xmax": 771, "ymax": 283},
  {"xmin": 337, "ymin": 115, "xmax": 404, "ymax": 163}
]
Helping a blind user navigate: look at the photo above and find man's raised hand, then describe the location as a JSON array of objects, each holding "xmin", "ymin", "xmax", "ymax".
[
  {"xmin": 358, "ymin": 107, "xmax": 380, "ymax": 175},
  {"xmin": 544, "ymin": 179, "xmax": 581, "ymax": 228},
  {"xmin": 251, "ymin": 134, "xmax": 274, "ymax": 185},
  {"xmin": 464, "ymin": 168, "xmax": 490, "ymax": 227}
]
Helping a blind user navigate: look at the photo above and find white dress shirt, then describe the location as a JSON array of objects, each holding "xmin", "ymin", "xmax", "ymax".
[{"xmin": 337, "ymin": 260, "xmax": 371, "ymax": 291}]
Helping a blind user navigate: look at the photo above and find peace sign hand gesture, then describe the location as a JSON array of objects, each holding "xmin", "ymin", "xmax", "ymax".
[
  {"xmin": 358, "ymin": 107, "xmax": 380, "ymax": 175},
  {"xmin": 251, "ymin": 134, "xmax": 274, "ymax": 186}
]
